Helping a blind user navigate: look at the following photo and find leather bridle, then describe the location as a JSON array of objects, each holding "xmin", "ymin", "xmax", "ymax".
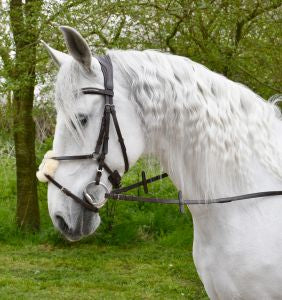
[
  {"xmin": 49, "ymin": 55, "xmax": 128, "ymax": 186},
  {"xmin": 45, "ymin": 55, "xmax": 128, "ymax": 212},
  {"xmin": 45, "ymin": 54, "xmax": 282, "ymax": 214}
]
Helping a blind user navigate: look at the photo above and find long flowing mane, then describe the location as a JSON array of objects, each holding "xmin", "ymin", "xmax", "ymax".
[{"xmin": 109, "ymin": 50, "xmax": 282, "ymax": 198}]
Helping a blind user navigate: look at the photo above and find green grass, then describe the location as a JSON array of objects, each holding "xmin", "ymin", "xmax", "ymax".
[
  {"xmin": 0, "ymin": 140, "xmax": 207, "ymax": 299},
  {"xmin": 0, "ymin": 243, "xmax": 207, "ymax": 300}
]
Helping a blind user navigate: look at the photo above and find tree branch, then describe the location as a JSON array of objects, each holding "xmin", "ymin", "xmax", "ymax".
[
  {"xmin": 246, "ymin": 2, "xmax": 281, "ymax": 23},
  {"xmin": 236, "ymin": 65, "xmax": 282, "ymax": 94},
  {"xmin": 136, "ymin": 1, "xmax": 183, "ymax": 19},
  {"xmin": 0, "ymin": 45, "xmax": 11, "ymax": 71},
  {"xmin": 86, "ymin": 28, "xmax": 109, "ymax": 46},
  {"xmin": 9, "ymin": 0, "xmax": 26, "ymax": 49},
  {"xmin": 39, "ymin": 0, "xmax": 89, "ymax": 32},
  {"xmin": 165, "ymin": 18, "xmax": 183, "ymax": 53},
  {"xmin": 112, "ymin": 15, "xmax": 126, "ymax": 45}
]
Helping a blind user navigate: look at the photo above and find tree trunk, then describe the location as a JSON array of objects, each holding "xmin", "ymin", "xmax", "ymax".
[
  {"xmin": 9, "ymin": 0, "xmax": 42, "ymax": 231},
  {"xmin": 13, "ymin": 88, "xmax": 39, "ymax": 230}
]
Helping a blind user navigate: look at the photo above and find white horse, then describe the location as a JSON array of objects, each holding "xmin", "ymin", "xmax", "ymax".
[{"xmin": 40, "ymin": 26, "xmax": 282, "ymax": 299}]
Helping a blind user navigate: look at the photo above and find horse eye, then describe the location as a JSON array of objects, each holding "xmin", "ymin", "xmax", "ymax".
[{"xmin": 77, "ymin": 114, "xmax": 88, "ymax": 127}]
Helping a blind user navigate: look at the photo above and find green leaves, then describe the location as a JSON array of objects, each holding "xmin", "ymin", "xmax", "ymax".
[{"xmin": 1, "ymin": 0, "xmax": 280, "ymax": 100}]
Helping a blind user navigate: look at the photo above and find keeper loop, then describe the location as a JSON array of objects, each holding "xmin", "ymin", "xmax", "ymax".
[
  {"xmin": 178, "ymin": 191, "xmax": 185, "ymax": 214},
  {"xmin": 141, "ymin": 171, "xmax": 148, "ymax": 194}
]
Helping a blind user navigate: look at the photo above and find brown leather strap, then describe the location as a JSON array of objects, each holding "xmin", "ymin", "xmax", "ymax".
[
  {"xmin": 141, "ymin": 171, "xmax": 148, "ymax": 193},
  {"xmin": 90, "ymin": 55, "xmax": 128, "ymax": 186},
  {"xmin": 94, "ymin": 113, "xmax": 106, "ymax": 155},
  {"xmin": 81, "ymin": 87, "xmax": 114, "ymax": 96},
  {"xmin": 112, "ymin": 172, "xmax": 168, "ymax": 194},
  {"xmin": 110, "ymin": 105, "xmax": 129, "ymax": 172},
  {"xmin": 51, "ymin": 153, "xmax": 98, "ymax": 161},
  {"xmin": 106, "ymin": 190, "xmax": 282, "ymax": 205},
  {"xmin": 44, "ymin": 171, "xmax": 282, "ymax": 215},
  {"xmin": 45, "ymin": 174, "xmax": 99, "ymax": 212}
]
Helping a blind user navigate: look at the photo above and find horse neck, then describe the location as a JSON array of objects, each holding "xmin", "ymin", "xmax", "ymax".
[{"xmin": 111, "ymin": 50, "xmax": 282, "ymax": 201}]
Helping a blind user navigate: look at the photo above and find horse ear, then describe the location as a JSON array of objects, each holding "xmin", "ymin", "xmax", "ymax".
[
  {"xmin": 59, "ymin": 26, "xmax": 92, "ymax": 72},
  {"xmin": 41, "ymin": 41, "xmax": 70, "ymax": 67}
]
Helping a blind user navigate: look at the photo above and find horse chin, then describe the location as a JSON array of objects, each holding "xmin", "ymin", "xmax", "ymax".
[
  {"xmin": 54, "ymin": 211, "xmax": 101, "ymax": 242},
  {"xmin": 72, "ymin": 217, "xmax": 100, "ymax": 242}
]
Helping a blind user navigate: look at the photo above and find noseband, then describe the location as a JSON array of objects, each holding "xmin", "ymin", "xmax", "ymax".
[{"xmin": 45, "ymin": 55, "xmax": 282, "ymax": 214}]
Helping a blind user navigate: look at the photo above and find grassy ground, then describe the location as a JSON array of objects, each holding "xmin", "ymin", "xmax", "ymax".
[
  {"xmin": 0, "ymin": 138, "xmax": 207, "ymax": 299},
  {"xmin": 0, "ymin": 242, "xmax": 207, "ymax": 300}
]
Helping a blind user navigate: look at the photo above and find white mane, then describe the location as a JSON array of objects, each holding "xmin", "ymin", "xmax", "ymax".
[
  {"xmin": 55, "ymin": 49, "xmax": 282, "ymax": 199},
  {"xmin": 109, "ymin": 50, "xmax": 282, "ymax": 198}
]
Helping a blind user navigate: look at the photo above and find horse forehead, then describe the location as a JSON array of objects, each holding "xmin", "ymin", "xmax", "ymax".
[
  {"xmin": 79, "ymin": 75, "xmax": 103, "ymax": 89},
  {"xmin": 76, "ymin": 94, "xmax": 103, "ymax": 113}
]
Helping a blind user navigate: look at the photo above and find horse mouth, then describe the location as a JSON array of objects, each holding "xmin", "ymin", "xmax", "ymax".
[{"xmin": 54, "ymin": 211, "xmax": 101, "ymax": 241}]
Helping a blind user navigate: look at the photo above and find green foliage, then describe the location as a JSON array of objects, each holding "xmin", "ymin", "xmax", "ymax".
[
  {"xmin": 31, "ymin": 0, "xmax": 281, "ymax": 99},
  {"xmin": 2, "ymin": 1, "xmax": 279, "ymax": 100}
]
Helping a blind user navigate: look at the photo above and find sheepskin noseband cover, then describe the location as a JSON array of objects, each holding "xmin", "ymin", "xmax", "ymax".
[{"xmin": 36, "ymin": 150, "xmax": 59, "ymax": 183}]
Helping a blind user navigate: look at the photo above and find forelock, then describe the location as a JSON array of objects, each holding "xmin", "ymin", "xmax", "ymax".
[{"xmin": 55, "ymin": 60, "xmax": 86, "ymax": 143}]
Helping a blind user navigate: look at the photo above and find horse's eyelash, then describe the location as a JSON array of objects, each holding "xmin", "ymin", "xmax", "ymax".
[
  {"xmin": 77, "ymin": 113, "xmax": 88, "ymax": 127},
  {"xmin": 70, "ymin": 114, "xmax": 88, "ymax": 131}
]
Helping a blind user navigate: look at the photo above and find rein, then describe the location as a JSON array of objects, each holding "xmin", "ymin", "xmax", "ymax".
[
  {"xmin": 45, "ymin": 54, "xmax": 282, "ymax": 214},
  {"xmin": 45, "ymin": 171, "xmax": 282, "ymax": 214},
  {"xmin": 107, "ymin": 184, "xmax": 282, "ymax": 214}
]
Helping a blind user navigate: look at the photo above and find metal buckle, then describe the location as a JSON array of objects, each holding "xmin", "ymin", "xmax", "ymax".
[{"xmin": 91, "ymin": 152, "xmax": 99, "ymax": 161}]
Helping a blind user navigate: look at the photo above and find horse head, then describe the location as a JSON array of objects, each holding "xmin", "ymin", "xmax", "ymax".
[{"xmin": 40, "ymin": 26, "xmax": 144, "ymax": 241}]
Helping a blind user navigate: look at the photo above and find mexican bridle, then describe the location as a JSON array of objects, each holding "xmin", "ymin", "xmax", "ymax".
[{"xmin": 45, "ymin": 55, "xmax": 282, "ymax": 214}]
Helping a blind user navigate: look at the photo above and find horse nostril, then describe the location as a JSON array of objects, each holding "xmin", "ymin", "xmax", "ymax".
[{"xmin": 55, "ymin": 215, "xmax": 70, "ymax": 233}]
